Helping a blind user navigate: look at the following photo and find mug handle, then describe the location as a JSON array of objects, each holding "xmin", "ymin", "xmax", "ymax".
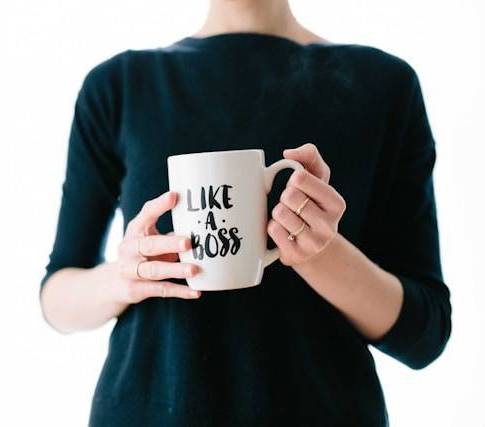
[{"xmin": 263, "ymin": 158, "xmax": 304, "ymax": 268}]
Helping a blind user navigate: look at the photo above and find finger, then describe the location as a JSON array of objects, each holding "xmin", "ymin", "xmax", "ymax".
[
  {"xmin": 279, "ymin": 186, "xmax": 330, "ymax": 231},
  {"xmin": 157, "ymin": 231, "xmax": 180, "ymax": 259},
  {"xmin": 267, "ymin": 219, "xmax": 305, "ymax": 264},
  {"xmin": 287, "ymin": 169, "xmax": 345, "ymax": 216},
  {"xmin": 126, "ymin": 191, "xmax": 178, "ymax": 236},
  {"xmin": 272, "ymin": 202, "xmax": 306, "ymax": 235},
  {"xmin": 271, "ymin": 203, "xmax": 324, "ymax": 254},
  {"xmin": 124, "ymin": 234, "xmax": 191, "ymax": 258},
  {"xmin": 283, "ymin": 143, "xmax": 331, "ymax": 182},
  {"xmin": 126, "ymin": 280, "xmax": 201, "ymax": 302},
  {"xmin": 148, "ymin": 232, "xmax": 180, "ymax": 261},
  {"xmin": 146, "ymin": 222, "xmax": 161, "ymax": 236},
  {"xmin": 134, "ymin": 260, "xmax": 199, "ymax": 281}
]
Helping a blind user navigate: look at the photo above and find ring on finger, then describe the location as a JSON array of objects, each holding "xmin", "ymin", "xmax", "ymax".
[
  {"xmin": 288, "ymin": 220, "xmax": 306, "ymax": 241},
  {"xmin": 136, "ymin": 260, "xmax": 144, "ymax": 279},
  {"xmin": 295, "ymin": 196, "xmax": 310, "ymax": 217}
]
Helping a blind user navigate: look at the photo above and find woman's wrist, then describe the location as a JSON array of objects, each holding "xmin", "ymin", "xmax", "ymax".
[
  {"xmin": 91, "ymin": 262, "xmax": 129, "ymax": 317},
  {"xmin": 291, "ymin": 232, "xmax": 342, "ymax": 280}
]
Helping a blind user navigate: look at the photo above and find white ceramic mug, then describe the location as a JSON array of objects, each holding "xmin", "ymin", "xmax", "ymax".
[{"xmin": 167, "ymin": 149, "xmax": 303, "ymax": 291}]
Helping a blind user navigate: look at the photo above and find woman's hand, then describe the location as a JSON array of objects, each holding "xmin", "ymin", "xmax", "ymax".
[
  {"xmin": 114, "ymin": 191, "xmax": 201, "ymax": 303},
  {"xmin": 40, "ymin": 190, "xmax": 200, "ymax": 333},
  {"xmin": 268, "ymin": 143, "xmax": 346, "ymax": 267}
]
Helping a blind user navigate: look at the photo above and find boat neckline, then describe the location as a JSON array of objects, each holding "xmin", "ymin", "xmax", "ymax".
[{"xmin": 176, "ymin": 31, "xmax": 346, "ymax": 48}]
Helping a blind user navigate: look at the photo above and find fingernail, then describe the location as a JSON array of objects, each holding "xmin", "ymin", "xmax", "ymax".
[
  {"xmin": 187, "ymin": 265, "xmax": 198, "ymax": 276},
  {"xmin": 189, "ymin": 290, "xmax": 200, "ymax": 298},
  {"xmin": 179, "ymin": 238, "xmax": 189, "ymax": 251}
]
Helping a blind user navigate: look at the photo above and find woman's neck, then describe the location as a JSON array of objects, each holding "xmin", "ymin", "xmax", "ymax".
[{"xmin": 192, "ymin": 0, "xmax": 327, "ymax": 45}]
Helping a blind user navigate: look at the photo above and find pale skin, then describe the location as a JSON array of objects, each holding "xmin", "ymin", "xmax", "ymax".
[{"xmin": 40, "ymin": 0, "xmax": 403, "ymax": 340}]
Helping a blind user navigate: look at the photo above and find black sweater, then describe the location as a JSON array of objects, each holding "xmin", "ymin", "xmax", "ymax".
[{"xmin": 40, "ymin": 32, "xmax": 452, "ymax": 426}]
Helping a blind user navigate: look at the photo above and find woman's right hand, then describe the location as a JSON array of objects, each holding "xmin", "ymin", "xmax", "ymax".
[{"xmin": 113, "ymin": 190, "xmax": 201, "ymax": 304}]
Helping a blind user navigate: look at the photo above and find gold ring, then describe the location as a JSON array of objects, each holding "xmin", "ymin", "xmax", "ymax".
[
  {"xmin": 136, "ymin": 260, "xmax": 144, "ymax": 280},
  {"xmin": 288, "ymin": 220, "xmax": 306, "ymax": 241},
  {"xmin": 295, "ymin": 197, "xmax": 310, "ymax": 216}
]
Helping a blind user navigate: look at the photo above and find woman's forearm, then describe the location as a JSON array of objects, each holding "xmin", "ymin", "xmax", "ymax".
[
  {"xmin": 40, "ymin": 262, "xmax": 127, "ymax": 334},
  {"xmin": 40, "ymin": 193, "xmax": 205, "ymax": 334},
  {"xmin": 293, "ymin": 233, "xmax": 404, "ymax": 341}
]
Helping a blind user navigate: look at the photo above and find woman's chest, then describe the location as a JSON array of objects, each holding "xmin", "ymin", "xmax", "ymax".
[{"xmin": 117, "ymin": 91, "xmax": 385, "ymax": 246}]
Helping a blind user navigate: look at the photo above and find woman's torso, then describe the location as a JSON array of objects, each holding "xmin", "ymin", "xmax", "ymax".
[{"xmin": 89, "ymin": 33, "xmax": 409, "ymax": 426}]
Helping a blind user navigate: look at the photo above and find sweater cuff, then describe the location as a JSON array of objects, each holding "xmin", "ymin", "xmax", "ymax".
[
  {"xmin": 39, "ymin": 270, "xmax": 55, "ymax": 299},
  {"xmin": 366, "ymin": 274, "xmax": 428, "ymax": 368}
]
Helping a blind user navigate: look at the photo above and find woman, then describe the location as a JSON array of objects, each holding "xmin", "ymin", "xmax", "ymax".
[{"xmin": 39, "ymin": 0, "xmax": 452, "ymax": 425}]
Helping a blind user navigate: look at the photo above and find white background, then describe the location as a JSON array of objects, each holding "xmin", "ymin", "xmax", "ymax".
[{"xmin": 1, "ymin": 1, "xmax": 484, "ymax": 426}]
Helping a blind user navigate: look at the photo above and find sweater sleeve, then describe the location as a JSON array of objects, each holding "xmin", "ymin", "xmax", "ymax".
[
  {"xmin": 364, "ymin": 65, "xmax": 452, "ymax": 369},
  {"xmin": 39, "ymin": 53, "xmax": 126, "ymax": 295}
]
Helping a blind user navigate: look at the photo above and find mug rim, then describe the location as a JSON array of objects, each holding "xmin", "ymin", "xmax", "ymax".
[{"xmin": 167, "ymin": 148, "xmax": 263, "ymax": 161}]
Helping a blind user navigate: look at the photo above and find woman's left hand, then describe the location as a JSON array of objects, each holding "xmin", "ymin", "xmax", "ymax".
[{"xmin": 268, "ymin": 143, "xmax": 347, "ymax": 267}]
